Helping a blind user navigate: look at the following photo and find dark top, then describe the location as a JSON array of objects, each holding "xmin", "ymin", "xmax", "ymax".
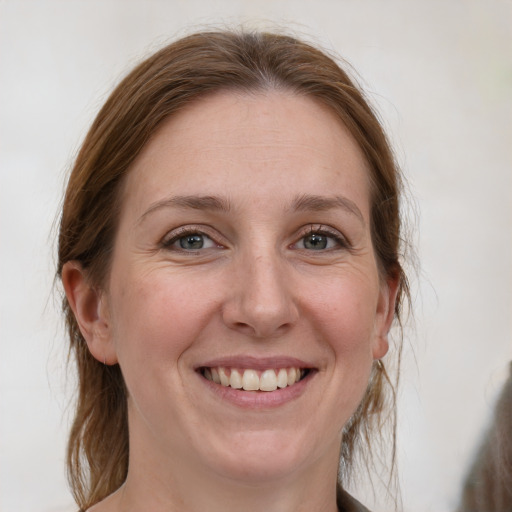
[
  {"xmin": 80, "ymin": 488, "xmax": 370, "ymax": 512},
  {"xmin": 338, "ymin": 489, "xmax": 371, "ymax": 512}
]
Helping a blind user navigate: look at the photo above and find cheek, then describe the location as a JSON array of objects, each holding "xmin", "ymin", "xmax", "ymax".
[
  {"xmin": 311, "ymin": 277, "xmax": 379, "ymax": 358},
  {"xmin": 108, "ymin": 270, "xmax": 218, "ymax": 368},
  {"xmin": 302, "ymin": 278, "xmax": 379, "ymax": 432}
]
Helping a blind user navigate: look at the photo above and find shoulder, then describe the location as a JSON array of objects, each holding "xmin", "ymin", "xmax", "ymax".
[{"xmin": 337, "ymin": 488, "xmax": 372, "ymax": 512}]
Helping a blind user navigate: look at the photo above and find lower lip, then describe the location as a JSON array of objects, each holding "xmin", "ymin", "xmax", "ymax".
[{"xmin": 198, "ymin": 371, "xmax": 315, "ymax": 409}]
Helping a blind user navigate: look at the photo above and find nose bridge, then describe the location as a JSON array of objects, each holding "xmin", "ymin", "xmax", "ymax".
[{"xmin": 224, "ymin": 241, "xmax": 298, "ymax": 338}]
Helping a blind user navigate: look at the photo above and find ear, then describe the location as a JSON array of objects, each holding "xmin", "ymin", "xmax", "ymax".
[
  {"xmin": 61, "ymin": 261, "xmax": 118, "ymax": 365},
  {"xmin": 372, "ymin": 273, "xmax": 400, "ymax": 360}
]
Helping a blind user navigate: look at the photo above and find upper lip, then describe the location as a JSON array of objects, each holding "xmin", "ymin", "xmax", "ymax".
[{"xmin": 195, "ymin": 356, "xmax": 314, "ymax": 371}]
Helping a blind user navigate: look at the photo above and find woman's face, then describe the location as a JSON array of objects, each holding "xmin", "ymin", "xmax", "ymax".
[{"xmin": 97, "ymin": 91, "xmax": 396, "ymax": 484}]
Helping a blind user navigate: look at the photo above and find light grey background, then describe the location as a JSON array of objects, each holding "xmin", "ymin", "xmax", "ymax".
[{"xmin": 1, "ymin": 1, "xmax": 511, "ymax": 511}]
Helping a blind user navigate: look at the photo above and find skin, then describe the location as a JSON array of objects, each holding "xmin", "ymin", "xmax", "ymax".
[{"xmin": 63, "ymin": 90, "xmax": 398, "ymax": 512}]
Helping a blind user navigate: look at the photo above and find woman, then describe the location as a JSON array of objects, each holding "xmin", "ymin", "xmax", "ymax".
[{"xmin": 58, "ymin": 30, "xmax": 409, "ymax": 512}]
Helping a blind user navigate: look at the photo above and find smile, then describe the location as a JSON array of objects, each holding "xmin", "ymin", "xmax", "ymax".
[{"xmin": 201, "ymin": 367, "xmax": 309, "ymax": 392}]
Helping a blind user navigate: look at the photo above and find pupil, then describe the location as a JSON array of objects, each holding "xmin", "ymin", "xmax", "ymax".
[
  {"xmin": 304, "ymin": 234, "xmax": 327, "ymax": 250},
  {"xmin": 180, "ymin": 234, "xmax": 204, "ymax": 250}
]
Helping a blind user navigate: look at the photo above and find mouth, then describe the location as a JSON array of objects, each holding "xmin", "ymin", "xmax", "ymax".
[{"xmin": 198, "ymin": 366, "xmax": 311, "ymax": 392}]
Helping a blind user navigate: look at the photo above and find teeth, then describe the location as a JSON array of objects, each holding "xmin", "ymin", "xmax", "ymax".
[
  {"xmin": 242, "ymin": 370, "xmax": 259, "ymax": 391},
  {"xmin": 287, "ymin": 368, "xmax": 297, "ymax": 386},
  {"xmin": 211, "ymin": 368, "xmax": 221, "ymax": 384},
  {"xmin": 276, "ymin": 368, "xmax": 288, "ymax": 388},
  {"xmin": 230, "ymin": 369, "xmax": 243, "ymax": 389},
  {"xmin": 260, "ymin": 370, "xmax": 278, "ymax": 391},
  {"xmin": 218, "ymin": 367, "xmax": 230, "ymax": 386},
  {"xmin": 203, "ymin": 366, "xmax": 306, "ymax": 391}
]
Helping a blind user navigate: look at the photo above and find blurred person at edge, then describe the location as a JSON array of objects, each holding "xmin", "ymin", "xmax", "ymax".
[
  {"xmin": 458, "ymin": 362, "xmax": 512, "ymax": 512},
  {"xmin": 57, "ymin": 30, "xmax": 411, "ymax": 512}
]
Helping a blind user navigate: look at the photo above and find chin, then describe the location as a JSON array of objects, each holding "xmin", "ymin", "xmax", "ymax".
[{"xmin": 203, "ymin": 430, "xmax": 326, "ymax": 483}]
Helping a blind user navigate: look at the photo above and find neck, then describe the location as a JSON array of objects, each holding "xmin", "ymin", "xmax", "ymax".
[
  {"xmin": 107, "ymin": 433, "xmax": 340, "ymax": 512},
  {"xmin": 117, "ymin": 471, "xmax": 338, "ymax": 512}
]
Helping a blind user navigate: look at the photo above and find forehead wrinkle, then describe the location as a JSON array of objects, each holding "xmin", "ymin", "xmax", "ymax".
[
  {"xmin": 291, "ymin": 194, "xmax": 365, "ymax": 225},
  {"xmin": 137, "ymin": 195, "xmax": 232, "ymax": 224}
]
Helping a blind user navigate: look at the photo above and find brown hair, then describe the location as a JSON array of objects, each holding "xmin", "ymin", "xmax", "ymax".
[{"xmin": 57, "ymin": 30, "xmax": 409, "ymax": 510}]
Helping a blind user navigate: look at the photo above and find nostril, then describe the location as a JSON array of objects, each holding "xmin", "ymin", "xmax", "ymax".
[
  {"xmin": 231, "ymin": 320, "xmax": 293, "ymax": 339},
  {"xmin": 232, "ymin": 321, "xmax": 254, "ymax": 333}
]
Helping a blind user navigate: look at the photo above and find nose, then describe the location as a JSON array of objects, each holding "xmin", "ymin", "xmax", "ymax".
[{"xmin": 222, "ymin": 251, "xmax": 299, "ymax": 339}]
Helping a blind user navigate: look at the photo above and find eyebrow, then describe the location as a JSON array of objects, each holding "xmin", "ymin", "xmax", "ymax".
[
  {"xmin": 291, "ymin": 194, "xmax": 365, "ymax": 224},
  {"xmin": 138, "ymin": 193, "xmax": 364, "ymax": 224},
  {"xmin": 138, "ymin": 195, "xmax": 232, "ymax": 224}
]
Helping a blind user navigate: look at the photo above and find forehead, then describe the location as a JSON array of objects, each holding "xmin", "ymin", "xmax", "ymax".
[{"xmin": 122, "ymin": 90, "xmax": 371, "ymax": 218}]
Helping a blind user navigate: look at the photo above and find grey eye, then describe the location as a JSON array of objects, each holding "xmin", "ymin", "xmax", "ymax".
[
  {"xmin": 163, "ymin": 229, "xmax": 219, "ymax": 252},
  {"xmin": 179, "ymin": 234, "xmax": 207, "ymax": 250},
  {"xmin": 302, "ymin": 233, "xmax": 329, "ymax": 250}
]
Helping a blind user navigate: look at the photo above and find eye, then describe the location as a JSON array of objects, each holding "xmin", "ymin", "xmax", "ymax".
[
  {"xmin": 294, "ymin": 227, "xmax": 348, "ymax": 251},
  {"xmin": 300, "ymin": 233, "xmax": 337, "ymax": 250},
  {"xmin": 162, "ymin": 229, "xmax": 219, "ymax": 251}
]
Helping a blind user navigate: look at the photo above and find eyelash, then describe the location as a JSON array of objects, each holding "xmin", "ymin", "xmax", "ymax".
[
  {"xmin": 160, "ymin": 224, "xmax": 350, "ymax": 253},
  {"xmin": 294, "ymin": 225, "xmax": 350, "ymax": 251},
  {"xmin": 161, "ymin": 226, "xmax": 220, "ymax": 252}
]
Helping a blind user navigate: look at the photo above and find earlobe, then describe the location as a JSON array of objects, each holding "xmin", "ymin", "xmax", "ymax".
[
  {"xmin": 61, "ymin": 261, "xmax": 117, "ymax": 365},
  {"xmin": 373, "ymin": 274, "xmax": 400, "ymax": 360}
]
